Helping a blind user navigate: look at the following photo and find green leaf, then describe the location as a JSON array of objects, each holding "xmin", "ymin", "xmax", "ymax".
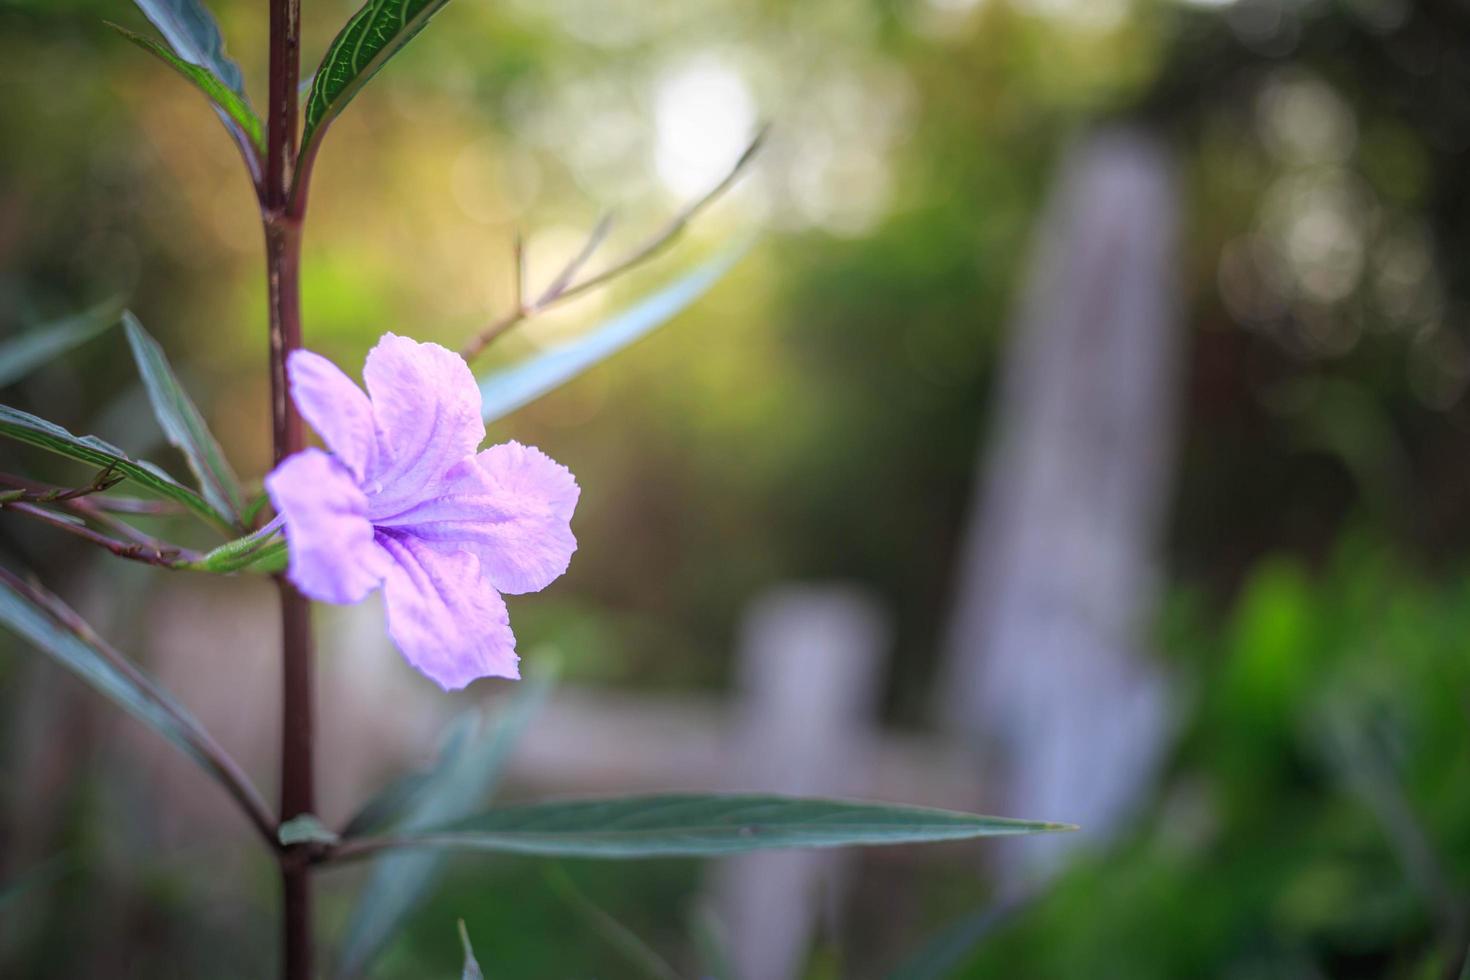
[
  {"xmin": 122, "ymin": 313, "xmax": 245, "ymax": 522},
  {"xmin": 883, "ymin": 900, "xmax": 1027, "ymax": 980},
  {"xmin": 300, "ymin": 0, "xmax": 455, "ymax": 173},
  {"xmin": 0, "ymin": 300, "xmax": 123, "ymax": 390},
  {"xmin": 361, "ymin": 795, "xmax": 1071, "ymax": 860},
  {"xmin": 0, "ymin": 404, "xmax": 230, "ymax": 532},
  {"xmin": 457, "ymin": 921, "xmax": 483, "ymax": 980},
  {"xmin": 108, "ymin": 23, "xmax": 264, "ymax": 155},
  {"xmin": 546, "ymin": 867, "xmax": 680, "ymax": 980},
  {"xmin": 129, "ymin": 0, "xmax": 247, "ymax": 95},
  {"xmin": 186, "ymin": 529, "xmax": 286, "ymax": 574},
  {"xmin": 478, "ymin": 243, "xmax": 749, "ymax": 424},
  {"xmin": 0, "ymin": 567, "xmax": 257, "ymax": 810},
  {"xmin": 279, "ymin": 814, "xmax": 341, "ymax": 847},
  {"xmin": 336, "ymin": 665, "xmax": 556, "ymax": 979}
]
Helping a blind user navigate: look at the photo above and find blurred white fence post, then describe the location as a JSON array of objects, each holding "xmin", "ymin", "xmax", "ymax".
[
  {"xmin": 712, "ymin": 585, "xmax": 890, "ymax": 980},
  {"xmin": 937, "ymin": 126, "xmax": 1183, "ymax": 877}
]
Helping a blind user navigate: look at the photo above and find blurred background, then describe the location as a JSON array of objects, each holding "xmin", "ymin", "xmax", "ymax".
[{"xmin": 4, "ymin": 0, "xmax": 1470, "ymax": 976}]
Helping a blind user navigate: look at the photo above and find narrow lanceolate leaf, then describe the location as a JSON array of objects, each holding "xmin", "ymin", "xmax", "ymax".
[
  {"xmin": 108, "ymin": 24, "xmax": 264, "ymax": 154},
  {"xmin": 123, "ymin": 314, "xmax": 245, "ymax": 522},
  {"xmin": 479, "ymin": 243, "xmax": 750, "ymax": 424},
  {"xmin": 300, "ymin": 0, "xmax": 455, "ymax": 171},
  {"xmin": 336, "ymin": 666, "xmax": 556, "ymax": 979},
  {"xmin": 125, "ymin": 0, "xmax": 261, "ymax": 177},
  {"xmin": 0, "ymin": 300, "xmax": 123, "ymax": 390},
  {"xmin": 130, "ymin": 0, "xmax": 247, "ymax": 95},
  {"xmin": 0, "ymin": 404, "xmax": 229, "ymax": 531},
  {"xmin": 349, "ymin": 795, "xmax": 1072, "ymax": 860},
  {"xmin": 458, "ymin": 921, "xmax": 484, "ymax": 980},
  {"xmin": 0, "ymin": 568, "xmax": 269, "ymax": 826}
]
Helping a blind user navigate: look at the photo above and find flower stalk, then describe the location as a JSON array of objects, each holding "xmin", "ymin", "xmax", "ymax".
[{"xmin": 265, "ymin": 1, "xmax": 314, "ymax": 978}]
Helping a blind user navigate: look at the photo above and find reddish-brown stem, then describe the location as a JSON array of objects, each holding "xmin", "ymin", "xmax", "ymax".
[
  {"xmin": 266, "ymin": 1, "xmax": 312, "ymax": 978},
  {"xmin": 1, "ymin": 502, "xmax": 201, "ymax": 567}
]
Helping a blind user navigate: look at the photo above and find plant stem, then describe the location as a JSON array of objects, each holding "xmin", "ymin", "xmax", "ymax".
[{"xmin": 267, "ymin": 1, "xmax": 311, "ymax": 978}]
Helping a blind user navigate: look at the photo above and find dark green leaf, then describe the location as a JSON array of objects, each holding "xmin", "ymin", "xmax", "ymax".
[
  {"xmin": 300, "ymin": 0, "xmax": 455, "ymax": 172},
  {"xmin": 336, "ymin": 665, "xmax": 555, "ymax": 979},
  {"xmin": 363, "ymin": 795, "xmax": 1071, "ymax": 860},
  {"xmin": 279, "ymin": 814, "xmax": 341, "ymax": 847},
  {"xmin": 479, "ymin": 243, "xmax": 749, "ymax": 423},
  {"xmin": 458, "ymin": 921, "xmax": 483, "ymax": 980},
  {"xmin": 0, "ymin": 300, "xmax": 123, "ymax": 390},
  {"xmin": 123, "ymin": 313, "xmax": 245, "ymax": 522},
  {"xmin": 108, "ymin": 23, "xmax": 264, "ymax": 154},
  {"xmin": 0, "ymin": 404, "xmax": 230, "ymax": 531},
  {"xmin": 0, "ymin": 568, "xmax": 256, "ymax": 809}
]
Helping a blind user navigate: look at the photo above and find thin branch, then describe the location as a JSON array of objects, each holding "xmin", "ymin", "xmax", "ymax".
[
  {"xmin": 460, "ymin": 126, "xmax": 766, "ymax": 362},
  {"xmin": 0, "ymin": 472, "xmax": 183, "ymax": 516},
  {"xmin": 2, "ymin": 503, "xmax": 202, "ymax": 568},
  {"xmin": 0, "ymin": 566, "xmax": 278, "ymax": 847}
]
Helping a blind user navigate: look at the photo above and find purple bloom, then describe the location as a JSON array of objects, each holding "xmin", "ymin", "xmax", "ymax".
[{"xmin": 264, "ymin": 334, "xmax": 578, "ymax": 690}]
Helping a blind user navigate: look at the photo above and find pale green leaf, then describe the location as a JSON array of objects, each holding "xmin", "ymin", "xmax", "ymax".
[
  {"xmin": 0, "ymin": 300, "xmax": 123, "ymax": 390},
  {"xmin": 478, "ymin": 243, "xmax": 749, "ymax": 424},
  {"xmin": 360, "ymin": 795, "xmax": 1072, "ymax": 860},
  {"xmin": 336, "ymin": 665, "xmax": 556, "ymax": 979},
  {"xmin": 0, "ymin": 404, "xmax": 231, "ymax": 531},
  {"xmin": 458, "ymin": 921, "xmax": 483, "ymax": 980},
  {"xmin": 129, "ymin": 0, "xmax": 247, "ymax": 95},
  {"xmin": 123, "ymin": 313, "xmax": 245, "ymax": 522},
  {"xmin": 279, "ymin": 814, "xmax": 341, "ymax": 847}
]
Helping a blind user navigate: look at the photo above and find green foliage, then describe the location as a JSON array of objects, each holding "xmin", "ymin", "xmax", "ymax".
[
  {"xmin": 0, "ymin": 300, "xmax": 122, "ymax": 390},
  {"xmin": 478, "ymin": 245, "xmax": 750, "ymax": 424},
  {"xmin": 952, "ymin": 539, "xmax": 1470, "ymax": 979},
  {"xmin": 544, "ymin": 866, "xmax": 681, "ymax": 980},
  {"xmin": 0, "ymin": 404, "xmax": 230, "ymax": 531},
  {"xmin": 300, "ymin": 0, "xmax": 455, "ymax": 178},
  {"xmin": 361, "ymin": 795, "xmax": 1068, "ymax": 860},
  {"xmin": 122, "ymin": 313, "xmax": 245, "ymax": 523},
  {"xmin": 337, "ymin": 667, "xmax": 555, "ymax": 978},
  {"xmin": 107, "ymin": 24, "xmax": 264, "ymax": 155}
]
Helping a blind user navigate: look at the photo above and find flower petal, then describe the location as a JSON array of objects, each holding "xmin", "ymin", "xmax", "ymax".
[
  {"xmin": 371, "ymin": 441, "xmax": 578, "ymax": 595},
  {"xmin": 287, "ymin": 350, "xmax": 378, "ymax": 481},
  {"xmin": 362, "ymin": 334, "xmax": 485, "ymax": 509},
  {"xmin": 378, "ymin": 533, "xmax": 519, "ymax": 690},
  {"xmin": 265, "ymin": 449, "xmax": 391, "ymax": 604}
]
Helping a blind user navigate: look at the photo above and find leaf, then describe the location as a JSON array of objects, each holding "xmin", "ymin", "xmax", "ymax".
[
  {"xmin": 882, "ymin": 898, "xmax": 1029, "ymax": 980},
  {"xmin": 279, "ymin": 814, "xmax": 341, "ymax": 847},
  {"xmin": 186, "ymin": 529, "xmax": 286, "ymax": 574},
  {"xmin": 299, "ymin": 0, "xmax": 455, "ymax": 173},
  {"xmin": 129, "ymin": 0, "xmax": 247, "ymax": 95},
  {"xmin": 122, "ymin": 314, "xmax": 245, "ymax": 522},
  {"xmin": 0, "ymin": 300, "xmax": 123, "ymax": 390},
  {"xmin": 125, "ymin": 0, "xmax": 261, "ymax": 175},
  {"xmin": 0, "ymin": 404, "xmax": 230, "ymax": 532},
  {"xmin": 546, "ymin": 867, "xmax": 680, "ymax": 980},
  {"xmin": 357, "ymin": 795, "xmax": 1072, "ymax": 860},
  {"xmin": 478, "ymin": 243, "xmax": 750, "ymax": 424},
  {"xmin": 335, "ymin": 665, "xmax": 556, "ymax": 979},
  {"xmin": 457, "ymin": 921, "xmax": 483, "ymax": 980},
  {"xmin": 107, "ymin": 24, "xmax": 264, "ymax": 154},
  {"xmin": 0, "ymin": 568, "xmax": 261, "ymax": 814}
]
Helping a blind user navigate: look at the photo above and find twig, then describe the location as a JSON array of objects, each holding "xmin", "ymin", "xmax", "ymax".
[
  {"xmin": 0, "ymin": 472, "xmax": 183, "ymax": 516},
  {"xmin": 1, "ymin": 502, "xmax": 202, "ymax": 568},
  {"xmin": 0, "ymin": 566, "xmax": 278, "ymax": 847},
  {"xmin": 459, "ymin": 126, "xmax": 766, "ymax": 362}
]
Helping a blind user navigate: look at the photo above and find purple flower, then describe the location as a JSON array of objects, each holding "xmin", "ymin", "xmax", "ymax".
[{"xmin": 264, "ymin": 334, "xmax": 578, "ymax": 690}]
